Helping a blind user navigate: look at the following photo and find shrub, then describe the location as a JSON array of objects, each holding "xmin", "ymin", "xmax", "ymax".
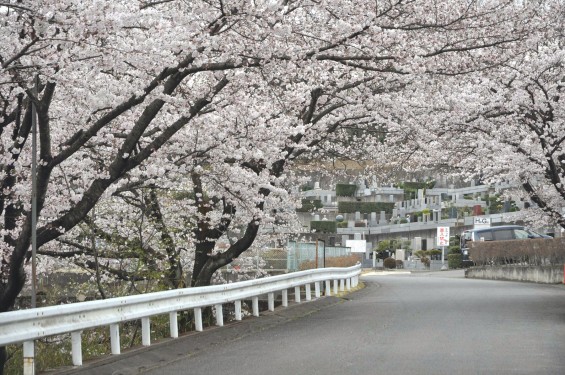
[
  {"xmin": 297, "ymin": 198, "xmax": 323, "ymax": 212},
  {"xmin": 470, "ymin": 237, "xmax": 563, "ymax": 266},
  {"xmin": 337, "ymin": 221, "xmax": 348, "ymax": 228},
  {"xmin": 335, "ymin": 184, "xmax": 357, "ymax": 197},
  {"xmin": 420, "ymin": 256, "xmax": 430, "ymax": 268},
  {"xmin": 402, "ymin": 181, "xmax": 436, "ymax": 190},
  {"xmin": 383, "ymin": 257, "xmax": 397, "ymax": 269},
  {"xmin": 429, "ymin": 249, "xmax": 442, "ymax": 260},
  {"xmin": 299, "ymin": 255, "xmax": 359, "ymax": 270},
  {"xmin": 395, "ymin": 260, "xmax": 404, "ymax": 269},
  {"xmin": 400, "ymin": 180, "xmax": 435, "ymax": 200},
  {"xmin": 448, "ymin": 254, "xmax": 462, "ymax": 269},
  {"xmin": 449, "ymin": 236, "xmax": 461, "ymax": 254},
  {"xmin": 338, "ymin": 201, "xmax": 395, "ymax": 214},
  {"xmin": 310, "ymin": 221, "xmax": 337, "ymax": 233},
  {"xmin": 449, "ymin": 247, "xmax": 461, "ymax": 254},
  {"xmin": 414, "ymin": 250, "xmax": 425, "ymax": 258}
]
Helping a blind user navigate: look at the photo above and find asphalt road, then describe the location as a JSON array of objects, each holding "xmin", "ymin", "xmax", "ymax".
[{"xmin": 61, "ymin": 270, "xmax": 565, "ymax": 375}]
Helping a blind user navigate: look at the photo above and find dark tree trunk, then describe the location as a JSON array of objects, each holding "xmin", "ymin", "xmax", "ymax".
[
  {"xmin": 0, "ymin": 347, "xmax": 5, "ymax": 375},
  {"xmin": 145, "ymin": 189, "xmax": 184, "ymax": 288},
  {"xmin": 191, "ymin": 241, "xmax": 216, "ymax": 287}
]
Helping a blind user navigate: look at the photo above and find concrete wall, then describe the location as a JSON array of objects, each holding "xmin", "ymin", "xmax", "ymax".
[{"xmin": 465, "ymin": 265, "xmax": 564, "ymax": 284}]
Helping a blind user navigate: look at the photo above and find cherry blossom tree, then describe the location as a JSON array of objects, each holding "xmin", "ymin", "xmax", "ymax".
[
  {"xmin": 0, "ymin": 0, "xmax": 539, "ymax": 308},
  {"xmin": 0, "ymin": 1, "xmax": 273, "ymax": 369},
  {"xmin": 391, "ymin": 2, "xmax": 565, "ymax": 229},
  {"xmin": 463, "ymin": 41, "xmax": 565, "ymax": 229},
  {"xmin": 0, "ymin": 0, "xmax": 545, "ymax": 371}
]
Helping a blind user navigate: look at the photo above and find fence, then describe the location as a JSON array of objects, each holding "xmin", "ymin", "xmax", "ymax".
[
  {"xmin": 0, "ymin": 264, "xmax": 361, "ymax": 375},
  {"xmin": 222, "ymin": 244, "xmax": 352, "ymax": 275},
  {"xmin": 287, "ymin": 241, "xmax": 352, "ymax": 271}
]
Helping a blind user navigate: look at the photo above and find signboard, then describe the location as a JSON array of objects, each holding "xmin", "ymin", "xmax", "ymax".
[
  {"xmin": 473, "ymin": 217, "xmax": 491, "ymax": 228},
  {"xmin": 436, "ymin": 226, "xmax": 450, "ymax": 247},
  {"xmin": 345, "ymin": 239, "xmax": 367, "ymax": 253}
]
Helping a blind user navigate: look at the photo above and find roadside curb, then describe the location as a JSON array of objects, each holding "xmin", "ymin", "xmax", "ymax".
[{"xmin": 362, "ymin": 271, "xmax": 412, "ymax": 276}]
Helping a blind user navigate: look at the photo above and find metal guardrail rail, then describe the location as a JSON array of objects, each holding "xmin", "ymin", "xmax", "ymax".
[{"xmin": 0, "ymin": 264, "xmax": 361, "ymax": 374}]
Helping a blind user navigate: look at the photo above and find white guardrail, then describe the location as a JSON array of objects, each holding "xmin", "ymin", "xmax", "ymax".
[{"xmin": 0, "ymin": 264, "xmax": 361, "ymax": 374}]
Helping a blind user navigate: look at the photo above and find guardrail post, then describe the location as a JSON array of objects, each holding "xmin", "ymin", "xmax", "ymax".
[
  {"xmin": 142, "ymin": 318, "xmax": 151, "ymax": 346},
  {"xmin": 235, "ymin": 300, "xmax": 242, "ymax": 320},
  {"xmin": 305, "ymin": 284, "xmax": 312, "ymax": 301},
  {"xmin": 314, "ymin": 282, "xmax": 321, "ymax": 298},
  {"xmin": 110, "ymin": 324, "xmax": 120, "ymax": 355},
  {"xmin": 340, "ymin": 279, "xmax": 345, "ymax": 291},
  {"xmin": 295, "ymin": 286, "xmax": 301, "ymax": 303},
  {"xmin": 215, "ymin": 304, "xmax": 224, "ymax": 326},
  {"xmin": 23, "ymin": 341, "xmax": 34, "ymax": 375},
  {"xmin": 268, "ymin": 293, "xmax": 275, "ymax": 311},
  {"xmin": 325, "ymin": 280, "xmax": 331, "ymax": 296},
  {"xmin": 333, "ymin": 279, "xmax": 338, "ymax": 295},
  {"xmin": 252, "ymin": 297, "xmax": 259, "ymax": 317},
  {"xmin": 195, "ymin": 307, "xmax": 203, "ymax": 331},
  {"xmin": 346, "ymin": 278, "xmax": 351, "ymax": 290},
  {"xmin": 169, "ymin": 312, "xmax": 178, "ymax": 338},
  {"xmin": 71, "ymin": 331, "xmax": 83, "ymax": 366},
  {"xmin": 282, "ymin": 289, "xmax": 288, "ymax": 307}
]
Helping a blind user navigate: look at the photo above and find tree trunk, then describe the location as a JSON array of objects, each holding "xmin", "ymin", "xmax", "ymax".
[
  {"xmin": 191, "ymin": 241, "xmax": 216, "ymax": 287},
  {"xmin": 0, "ymin": 347, "xmax": 6, "ymax": 375}
]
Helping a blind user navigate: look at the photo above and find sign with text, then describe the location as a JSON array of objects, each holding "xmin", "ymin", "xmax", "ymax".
[
  {"xmin": 473, "ymin": 217, "xmax": 491, "ymax": 228},
  {"xmin": 436, "ymin": 226, "xmax": 450, "ymax": 247},
  {"xmin": 345, "ymin": 239, "xmax": 367, "ymax": 253}
]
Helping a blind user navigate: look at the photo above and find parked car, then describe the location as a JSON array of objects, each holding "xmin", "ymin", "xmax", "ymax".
[{"xmin": 460, "ymin": 225, "xmax": 551, "ymax": 262}]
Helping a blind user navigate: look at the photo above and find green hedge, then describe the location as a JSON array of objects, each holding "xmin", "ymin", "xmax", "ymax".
[
  {"xmin": 338, "ymin": 201, "xmax": 395, "ymax": 214},
  {"xmin": 296, "ymin": 199, "xmax": 323, "ymax": 212},
  {"xmin": 402, "ymin": 181, "xmax": 436, "ymax": 190},
  {"xmin": 402, "ymin": 182, "xmax": 426, "ymax": 190},
  {"xmin": 400, "ymin": 181, "xmax": 435, "ymax": 200},
  {"xmin": 310, "ymin": 221, "xmax": 337, "ymax": 233},
  {"xmin": 335, "ymin": 184, "xmax": 357, "ymax": 197},
  {"xmin": 448, "ymin": 254, "xmax": 462, "ymax": 269}
]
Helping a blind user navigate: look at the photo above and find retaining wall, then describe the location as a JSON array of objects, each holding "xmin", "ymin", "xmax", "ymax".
[{"xmin": 465, "ymin": 265, "xmax": 564, "ymax": 284}]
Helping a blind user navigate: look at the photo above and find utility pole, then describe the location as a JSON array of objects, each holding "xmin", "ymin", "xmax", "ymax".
[{"xmin": 31, "ymin": 77, "xmax": 38, "ymax": 309}]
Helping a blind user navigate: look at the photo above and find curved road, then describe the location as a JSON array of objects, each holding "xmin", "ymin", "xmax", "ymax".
[{"xmin": 65, "ymin": 270, "xmax": 565, "ymax": 375}]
